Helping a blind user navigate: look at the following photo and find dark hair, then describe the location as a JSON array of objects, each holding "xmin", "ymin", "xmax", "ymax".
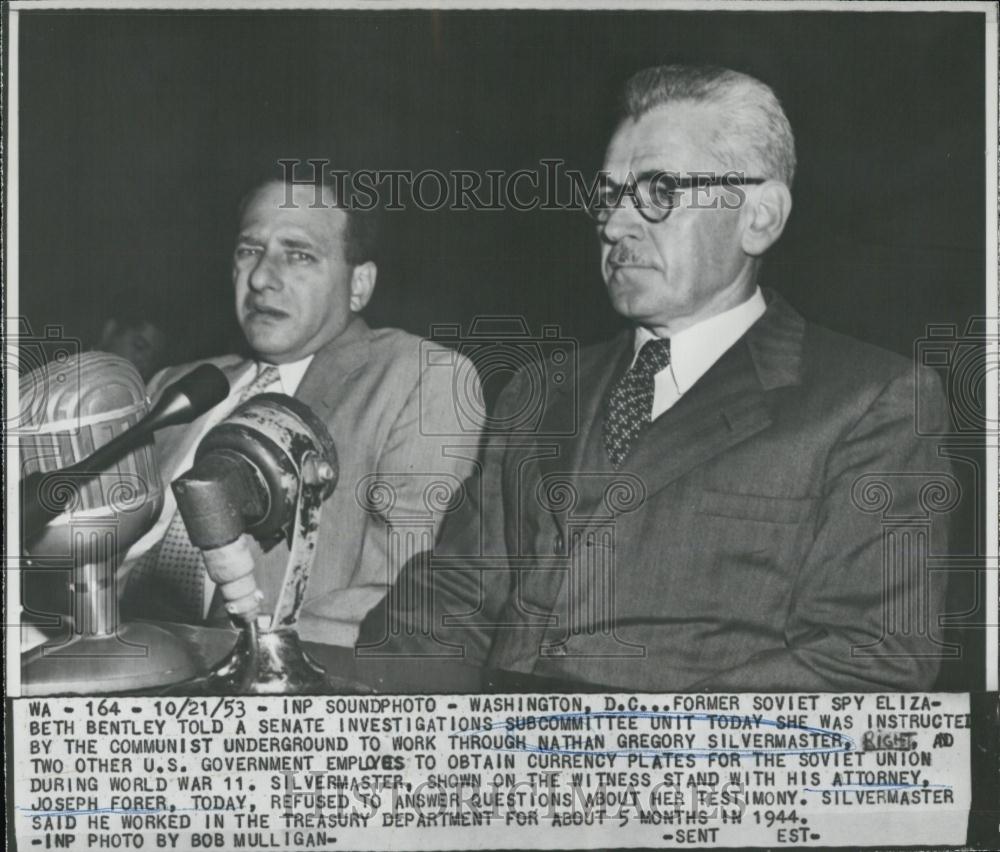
[
  {"xmin": 237, "ymin": 174, "xmax": 378, "ymax": 266},
  {"xmin": 620, "ymin": 64, "xmax": 796, "ymax": 187}
]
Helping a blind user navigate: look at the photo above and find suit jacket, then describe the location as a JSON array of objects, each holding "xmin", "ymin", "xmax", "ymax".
[
  {"xmin": 127, "ymin": 316, "xmax": 479, "ymax": 646},
  {"xmin": 362, "ymin": 294, "xmax": 955, "ymax": 691}
]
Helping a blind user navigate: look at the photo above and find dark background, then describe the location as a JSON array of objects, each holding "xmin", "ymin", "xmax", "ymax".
[
  {"xmin": 18, "ymin": 10, "xmax": 985, "ymax": 360},
  {"xmin": 14, "ymin": 9, "xmax": 989, "ymax": 690}
]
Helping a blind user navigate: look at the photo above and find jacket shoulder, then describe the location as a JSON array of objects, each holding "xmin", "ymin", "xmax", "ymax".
[
  {"xmin": 368, "ymin": 326, "xmax": 427, "ymax": 361},
  {"xmin": 802, "ymin": 322, "xmax": 913, "ymax": 383},
  {"xmin": 360, "ymin": 326, "xmax": 480, "ymax": 437},
  {"xmin": 796, "ymin": 321, "xmax": 949, "ymax": 431},
  {"xmin": 369, "ymin": 326, "xmax": 478, "ymax": 377}
]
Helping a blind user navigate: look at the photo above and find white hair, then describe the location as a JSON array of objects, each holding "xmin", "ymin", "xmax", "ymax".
[{"xmin": 621, "ymin": 64, "xmax": 796, "ymax": 187}]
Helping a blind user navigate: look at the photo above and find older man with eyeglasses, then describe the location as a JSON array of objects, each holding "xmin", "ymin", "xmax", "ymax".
[{"xmin": 363, "ymin": 64, "xmax": 955, "ymax": 693}]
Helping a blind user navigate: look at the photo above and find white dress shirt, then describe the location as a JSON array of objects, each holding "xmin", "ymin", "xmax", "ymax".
[
  {"xmin": 632, "ymin": 287, "xmax": 767, "ymax": 421},
  {"xmin": 122, "ymin": 355, "xmax": 313, "ymax": 616}
]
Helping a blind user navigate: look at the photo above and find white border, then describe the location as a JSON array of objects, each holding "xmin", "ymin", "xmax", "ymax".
[
  {"xmin": 6, "ymin": 0, "xmax": 999, "ymax": 10},
  {"xmin": 6, "ymin": 7, "xmax": 23, "ymax": 695},
  {"xmin": 984, "ymin": 3, "xmax": 998, "ymax": 692}
]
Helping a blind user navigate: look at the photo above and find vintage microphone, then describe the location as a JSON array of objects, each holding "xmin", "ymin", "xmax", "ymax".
[
  {"xmin": 163, "ymin": 393, "xmax": 369, "ymax": 694},
  {"xmin": 19, "ymin": 354, "xmax": 229, "ymax": 694},
  {"xmin": 21, "ymin": 363, "xmax": 229, "ymax": 543}
]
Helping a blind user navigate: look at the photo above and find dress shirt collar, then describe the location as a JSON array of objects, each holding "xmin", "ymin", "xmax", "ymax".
[
  {"xmin": 275, "ymin": 356, "xmax": 313, "ymax": 396},
  {"xmin": 241, "ymin": 355, "xmax": 314, "ymax": 397},
  {"xmin": 632, "ymin": 286, "xmax": 767, "ymax": 394}
]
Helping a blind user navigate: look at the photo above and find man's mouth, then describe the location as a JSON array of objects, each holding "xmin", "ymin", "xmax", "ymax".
[
  {"xmin": 607, "ymin": 247, "xmax": 655, "ymax": 271},
  {"xmin": 607, "ymin": 258, "xmax": 657, "ymax": 274},
  {"xmin": 245, "ymin": 303, "xmax": 289, "ymax": 320}
]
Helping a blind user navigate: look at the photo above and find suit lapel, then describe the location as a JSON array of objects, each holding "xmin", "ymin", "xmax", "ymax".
[
  {"xmin": 536, "ymin": 331, "xmax": 630, "ymax": 482},
  {"xmin": 531, "ymin": 332, "xmax": 631, "ymax": 535},
  {"xmin": 621, "ymin": 292, "xmax": 806, "ymax": 499},
  {"xmin": 621, "ymin": 343, "xmax": 773, "ymax": 496},
  {"xmin": 294, "ymin": 316, "xmax": 372, "ymax": 413}
]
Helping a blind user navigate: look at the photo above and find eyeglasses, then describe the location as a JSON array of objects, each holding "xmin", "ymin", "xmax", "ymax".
[{"xmin": 585, "ymin": 171, "xmax": 766, "ymax": 224}]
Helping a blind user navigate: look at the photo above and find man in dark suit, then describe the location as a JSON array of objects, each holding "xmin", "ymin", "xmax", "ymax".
[
  {"xmin": 120, "ymin": 177, "xmax": 478, "ymax": 647},
  {"xmin": 362, "ymin": 64, "xmax": 954, "ymax": 691}
]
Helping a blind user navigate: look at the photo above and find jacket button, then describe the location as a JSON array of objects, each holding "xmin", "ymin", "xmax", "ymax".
[{"xmin": 553, "ymin": 533, "xmax": 565, "ymax": 555}]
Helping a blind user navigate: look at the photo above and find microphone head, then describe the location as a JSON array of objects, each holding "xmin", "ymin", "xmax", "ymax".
[
  {"xmin": 146, "ymin": 363, "xmax": 230, "ymax": 430},
  {"xmin": 191, "ymin": 392, "xmax": 337, "ymax": 543},
  {"xmin": 20, "ymin": 350, "xmax": 146, "ymax": 432},
  {"xmin": 170, "ymin": 364, "xmax": 230, "ymax": 416},
  {"xmin": 19, "ymin": 351, "xmax": 164, "ymax": 553}
]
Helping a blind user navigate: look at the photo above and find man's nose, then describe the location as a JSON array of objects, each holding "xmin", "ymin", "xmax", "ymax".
[
  {"xmin": 247, "ymin": 252, "xmax": 282, "ymax": 292},
  {"xmin": 600, "ymin": 201, "xmax": 644, "ymax": 243}
]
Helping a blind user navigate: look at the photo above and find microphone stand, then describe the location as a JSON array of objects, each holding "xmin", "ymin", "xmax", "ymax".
[
  {"xmin": 21, "ymin": 520, "xmax": 200, "ymax": 695},
  {"xmin": 160, "ymin": 394, "xmax": 370, "ymax": 695},
  {"xmin": 165, "ymin": 453, "xmax": 367, "ymax": 694}
]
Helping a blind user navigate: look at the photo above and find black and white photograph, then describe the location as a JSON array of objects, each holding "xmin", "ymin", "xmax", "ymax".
[{"xmin": 6, "ymin": 1, "xmax": 998, "ymax": 850}]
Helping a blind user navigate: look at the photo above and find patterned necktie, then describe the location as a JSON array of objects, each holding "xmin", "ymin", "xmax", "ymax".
[
  {"xmin": 237, "ymin": 364, "xmax": 282, "ymax": 405},
  {"xmin": 602, "ymin": 337, "xmax": 671, "ymax": 469},
  {"xmin": 125, "ymin": 364, "xmax": 280, "ymax": 621}
]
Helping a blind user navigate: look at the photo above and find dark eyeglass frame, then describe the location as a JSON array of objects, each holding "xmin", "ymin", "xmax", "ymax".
[{"xmin": 586, "ymin": 171, "xmax": 766, "ymax": 224}]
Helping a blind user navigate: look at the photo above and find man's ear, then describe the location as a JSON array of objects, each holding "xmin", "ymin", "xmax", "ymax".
[
  {"xmin": 349, "ymin": 262, "xmax": 377, "ymax": 313},
  {"xmin": 740, "ymin": 181, "xmax": 792, "ymax": 257}
]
